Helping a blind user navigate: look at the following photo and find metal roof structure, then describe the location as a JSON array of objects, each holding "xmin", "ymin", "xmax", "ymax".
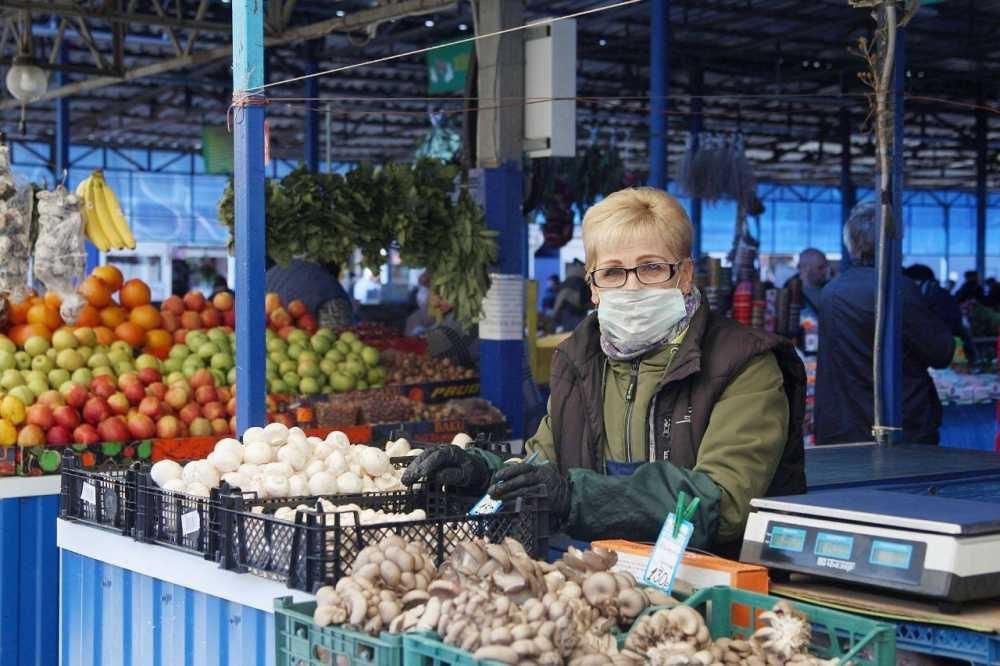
[{"xmin": 2, "ymin": 0, "xmax": 998, "ymax": 189}]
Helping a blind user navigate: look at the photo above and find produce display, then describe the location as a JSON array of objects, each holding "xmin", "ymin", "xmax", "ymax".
[
  {"xmin": 412, "ymin": 398, "xmax": 506, "ymax": 426},
  {"xmin": 381, "ymin": 350, "xmax": 476, "ymax": 385},
  {"xmin": 148, "ymin": 424, "xmax": 422, "ymax": 498},
  {"xmin": 34, "ymin": 185, "xmax": 86, "ymax": 324},
  {"xmin": 264, "ymin": 327, "xmax": 385, "ymax": 396}
]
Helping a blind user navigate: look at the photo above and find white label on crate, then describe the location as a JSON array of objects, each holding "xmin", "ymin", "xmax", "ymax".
[
  {"xmin": 479, "ymin": 274, "xmax": 524, "ymax": 341},
  {"xmin": 80, "ymin": 482, "xmax": 96, "ymax": 505},
  {"xmin": 181, "ymin": 510, "xmax": 201, "ymax": 536}
]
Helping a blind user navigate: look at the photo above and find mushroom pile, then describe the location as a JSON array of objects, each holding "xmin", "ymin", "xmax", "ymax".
[
  {"xmin": 268, "ymin": 497, "xmax": 427, "ymax": 526},
  {"xmin": 148, "ymin": 424, "xmax": 423, "ymax": 498},
  {"xmin": 618, "ymin": 601, "xmax": 839, "ymax": 666}
]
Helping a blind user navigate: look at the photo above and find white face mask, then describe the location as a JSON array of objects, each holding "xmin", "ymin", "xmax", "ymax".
[{"xmin": 598, "ymin": 288, "xmax": 688, "ymax": 355}]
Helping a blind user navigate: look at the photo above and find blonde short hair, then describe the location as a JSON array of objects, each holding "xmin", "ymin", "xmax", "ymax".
[{"xmin": 581, "ymin": 187, "xmax": 692, "ymax": 274}]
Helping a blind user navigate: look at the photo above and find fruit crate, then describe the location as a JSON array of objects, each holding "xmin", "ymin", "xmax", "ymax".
[
  {"xmin": 895, "ymin": 620, "xmax": 1000, "ymax": 665},
  {"xmin": 217, "ymin": 487, "xmax": 550, "ymax": 593},
  {"xmin": 58, "ymin": 451, "xmax": 136, "ymax": 536},
  {"xmin": 274, "ymin": 596, "xmax": 403, "ymax": 666},
  {"xmin": 681, "ymin": 586, "xmax": 896, "ymax": 666}
]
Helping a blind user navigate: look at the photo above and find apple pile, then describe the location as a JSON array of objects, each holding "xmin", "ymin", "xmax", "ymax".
[
  {"xmin": 265, "ymin": 293, "xmax": 318, "ymax": 336},
  {"xmin": 265, "ymin": 328, "xmax": 385, "ymax": 395},
  {"xmin": 160, "ymin": 290, "xmax": 236, "ymax": 344}
]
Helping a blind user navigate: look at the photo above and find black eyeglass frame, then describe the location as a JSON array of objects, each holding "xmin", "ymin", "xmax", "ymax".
[{"xmin": 588, "ymin": 260, "xmax": 686, "ymax": 289}]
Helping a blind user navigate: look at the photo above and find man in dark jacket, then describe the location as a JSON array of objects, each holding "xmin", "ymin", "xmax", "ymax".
[{"xmin": 815, "ymin": 203, "xmax": 954, "ymax": 445}]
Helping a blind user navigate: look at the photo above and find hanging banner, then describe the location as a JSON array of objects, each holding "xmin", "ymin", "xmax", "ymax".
[
  {"xmin": 479, "ymin": 274, "xmax": 524, "ymax": 341},
  {"xmin": 427, "ymin": 42, "xmax": 473, "ymax": 95}
]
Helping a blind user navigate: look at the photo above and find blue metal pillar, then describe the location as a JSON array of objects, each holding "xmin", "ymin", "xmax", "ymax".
[
  {"xmin": 478, "ymin": 163, "xmax": 526, "ymax": 439},
  {"xmin": 975, "ymin": 106, "xmax": 987, "ymax": 278},
  {"xmin": 839, "ymin": 102, "xmax": 855, "ymax": 269},
  {"xmin": 877, "ymin": 28, "xmax": 905, "ymax": 444},
  {"xmin": 689, "ymin": 64, "xmax": 703, "ymax": 260},
  {"xmin": 232, "ymin": 0, "xmax": 267, "ymax": 434},
  {"xmin": 647, "ymin": 0, "xmax": 669, "ymax": 190},
  {"xmin": 303, "ymin": 50, "xmax": 320, "ymax": 172}
]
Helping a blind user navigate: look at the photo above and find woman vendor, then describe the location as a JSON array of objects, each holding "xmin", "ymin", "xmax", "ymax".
[{"xmin": 403, "ymin": 187, "xmax": 806, "ymax": 552}]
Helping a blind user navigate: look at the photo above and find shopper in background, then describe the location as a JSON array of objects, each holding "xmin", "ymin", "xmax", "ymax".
[
  {"xmin": 954, "ymin": 270, "xmax": 985, "ymax": 305},
  {"xmin": 541, "ymin": 275, "xmax": 560, "ymax": 314},
  {"xmin": 265, "ymin": 258, "xmax": 354, "ymax": 328},
  {"xmin": 815, "ymin": 203, "xmax": 954, "ymax": 446},
  {"xmin": 403, "ymin": 187, "xmax": 806, "ymax": 553},
  {"xmin": 404, "ymin": 271, "xmax": 436, "ymax": 336},
  {"xmin": 784, "ymin": 248, "xmax": 830, "ymax": 355},
  {"xmin": 552, "ymin": 260, "xmax": 592, "ymax": 332}
]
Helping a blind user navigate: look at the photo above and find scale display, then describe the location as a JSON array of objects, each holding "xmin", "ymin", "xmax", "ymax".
[{"xmin": 814, "ymin": 533, "xmax": 854, "ymax": 560}]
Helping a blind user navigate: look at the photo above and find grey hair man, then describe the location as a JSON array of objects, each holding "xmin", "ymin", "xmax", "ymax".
[{"xmin": 814, "ymin": 202, "xmax": 954, "ymax": 446}]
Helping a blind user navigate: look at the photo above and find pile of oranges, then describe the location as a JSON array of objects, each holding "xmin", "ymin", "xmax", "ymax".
[{"xmin": 6, "ymin": 266, "xmax": 170, "ymax": 358}]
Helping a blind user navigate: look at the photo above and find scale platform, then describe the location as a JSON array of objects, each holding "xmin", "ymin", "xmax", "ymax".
[{"xmin": 741, "ymin": 488, "xmax": 1000, "ymax": 604}]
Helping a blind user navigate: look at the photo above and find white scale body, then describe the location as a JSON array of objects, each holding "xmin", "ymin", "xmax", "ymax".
[{"xmin": 740, "ymin": 490, "xmax": 1000, "ymax": 603}]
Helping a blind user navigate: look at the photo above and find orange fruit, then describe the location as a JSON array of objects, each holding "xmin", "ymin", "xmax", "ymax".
[
  {"xmin": 119, "ymin": 279, "xmax": 151, "ymax": 309},
  {"xmin": 9, "ymin": 323, "xmax": 52, "ymax": 346},
  {"xmin": 114, "ymin": 321, "xmax": 146, "ymax": 348},
  {"xmin": 43, "ymin": 292, "xmax": 63, "ymax": 310},
  {"xmin": 129, "ymin": 304, "xmax": 162, "ymax": 331},
  {"xmin": 145, "ymin": 328, "xmax": 171, "ymax": 351},
  {"xmin": 99, "ymin": 305, "xmax": 126, "ymax": 328},
  {"xmin": 94, "ymin": 326, "xmax": 115, "ymax": 346},
  {"xmin": 79, "ymin": 276, "xmax": 113, "ymax": 308},
  {"xmin": 27, "ymin": 303, "xmax": 63, "ymax": 330},
  {"xmin": 8, "ymin": 299, "xmax": 31, "ymax": 325},
  {"xmin": 76, "ymin": 304, "xmax": 101, "ymax": 327},
  {"xmin": 91, "ymin": 265, "xmax": 124, "ymax": 292}
]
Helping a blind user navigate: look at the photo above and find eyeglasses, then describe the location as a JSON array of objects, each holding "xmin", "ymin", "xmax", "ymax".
[{"xmin": 589, "ymin": 261, "xmax": 684, "ymax": 289}]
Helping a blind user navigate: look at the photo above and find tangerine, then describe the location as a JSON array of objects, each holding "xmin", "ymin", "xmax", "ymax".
[
  {"xmin": 94, "ymin": 326, "xmax": 115, "ymax": 346},
  {"xmin": 91, "ymin": 265, "xmax": 124, "ymax": 292},
  {"xmin": 99, "ymin": 305, "xmax": 126, "ymax": 328},
  {"xmin": 114, "ymin": 321, "xmax": 146, "ymax": 348},
  {"xmin": 78, "ymin": 276, "xmax": 113, "ymax": 308},
  {"xmin": 9, "ymin": 323, "xmax": 52, "ymax": 346},
  {"xmin": 119, "ymin": 279, "xmax": 151, "ymax": 309},
  {"xmin": 43, "ymin": 292, "xmax": 63, "ymax": 310},
  {"xmin": 76, "ymin": 304, "xmax": 101, "ymax": 327},
  {"xmin": 129, "ymin": 304, "xmax": 162, "ymax": 331},
  {"xmin": 8, "ymin": 299, "xmax": 31, "ymax": 325},
  {"xmin": 27, "ymin": 303, "xmax": 63, "ymax": 330},
  {"xmin": 145, "ymin": 328, "xmax": 172, "ymax": 352}
]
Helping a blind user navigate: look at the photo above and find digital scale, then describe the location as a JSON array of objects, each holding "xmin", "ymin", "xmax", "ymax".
[{"xmin": 740, "ymin": 489, "xmax": 1000, "ymax": 604}]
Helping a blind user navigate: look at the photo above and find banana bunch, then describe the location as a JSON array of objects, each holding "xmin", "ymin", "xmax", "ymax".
[{"xmin": 75, "ymin": 170, "xmax": 136, "ymax": 251}]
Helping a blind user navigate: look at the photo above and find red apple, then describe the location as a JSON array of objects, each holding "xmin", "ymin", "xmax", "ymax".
[
  {"xmin": 189, "ymin": 369, "xmax": 214, "ymax": 390},
  {"xmin": 200, "ymin": 308, "xmax": 221, "ymax": 328},
  {"xmin": 36, "ymin": 389, "xmax": 65, "ymax": 409},
  {"xmin": 183, "ymin": 290, "xmax": 206, "ymax": 312},
  {"xmin": 156, "ymin": 415, "xmax": 181, "ymax": 439},
  {"xmin": 216, "ymin": 386, "xmax": 231, "ymax": 403},
  {"xmin": 297, "ymin": 314, "xmax": 318, "ymax": 334},
  {"xmin": 174, "ymin": 329, "xmax": 189, "ymax": 344},
  {"xmin": 223, "ymin": 310, "xmax": 236, "ymax": 328},
  {"xmin": 117, "ymin": 373, "xmax": 141, "ymax": 390},
  {"xmin": 46, "ymin": 425, "xmax": 72, "ymax": 446},
  {"xmin": 17, "ymin": 424, "xmax": 46, "ymax": 447},
  {"xmin": 54, "ymin": 405, "xmax": 82, "ymax": 430},
  {"xmin": 126, "ymin": 413, "xmax": 156, "ymax": 439},
  {"xmin": 265, "ymin": 292, "xmax": 282, "ymax": 315},
  {"xmin": 287, "ymin": 299, "xmax": 307, "ymax": 319},
  {"xmin": 82, "ymin": 396, "xmax": 111, "ymax": 426},
  {"xmin": 162, "ymin": 295, "xmax": 185, "ymax": 315},
  {"xmin": 107, "ymin": 392, "xmax": 130, "ymax": 416},
  {"xmin": 212, "ymin": 291, "xmax": 234, "ymax": 312},
  {"xmin": 90, "ymin": 375, "xmax": 117, "ymax": 399},
  {"xmin": 269, "ymin": 307, "xmax": 292, "ymax": 329},
  {"xmin": 123, "ymin": 382, "xmax": 146, "ymax": 405},
  {"xmin": 72, "ymin": 423, "xmax": 100, "ymax": 445},
  {"xmin": 25, "ymin": 403, "xmax": 54, "ymax": 430},
  {"xmin": 137, "ymin": 367, "xmax": 161, "ymax": 385},
  {"xmin": 178, "ymin": 403, "xmax": 202, "ymax": 425},
  {"xmin": 164, "ymin": 386, "xmax": 190, "ymax": 410},
  {"xmin": 194, "ymin": 385, "xmax": 218, "ymax": 406},
  {"xmin": 98, "ymin": 416, "xmax": 130, "ymax": 443},
  {"xmin": 202, "ymin": 401, "xmax": 226, "ymax": 421},
  {"xmin": 146, "ymin": 381, "xmax": 167, "ymax": 400},
  {"xmin": 277, "ymin": 326, "xmax": 296, "ymax": 341},
  {"xmin": 60, "ymin": 382, "xmax": 88, "ymax": 409},
  {"xmin": 189, "ymin": 417, "xmax": 213, "ymax": 437},
  {"xmin": 226, "ymin": 397, "xmax": 237, "ymax": 417},
  {"xmin": 138, "ymin": 396, "xmax": 162, "ymax": 420},
  {"xmin": 210, "ymin": 417, "xmax": 230, "ymax": 436}
]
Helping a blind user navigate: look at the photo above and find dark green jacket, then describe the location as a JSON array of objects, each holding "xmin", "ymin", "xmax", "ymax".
[{"xmin": 499, "ymin": 304, "xmax": 806, "ymax": 551}]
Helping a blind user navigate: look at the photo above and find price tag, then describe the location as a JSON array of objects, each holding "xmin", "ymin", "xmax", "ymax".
[
  {"xmin": 468, "ymin": 493, "xmax": 503, "ymax": 516},
  {"xmin": 80, "ymin": 482, "xmax": 96, "ymax": 505},
  {"xmin": 181, "ymin": 510, "xmax": 201, "ymax": 536},
  {"xmin": 642, "ymin": 513, "xmax": 693, "ymax": 594}
]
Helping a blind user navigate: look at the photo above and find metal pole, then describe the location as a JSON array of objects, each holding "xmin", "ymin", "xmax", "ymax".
[
  {"xmin": 647, "ymin": 0, "xmax": 668, "ymax": 189},
  {"xmin": 689, "ymin": 63, "xmax": 703, "ymax": 260},
  {"xmin": 877, "ymin": 25, "xmax": 905, "ymax": 445},
  {"xmin": 303, "ymin": 49, "xmax": 319, "ymax": 171},
  {"xmin": 232, "ymin": 0, "xmax": 267, "ymax": 434},
  {"xmin": 839, "ymin": 99, "xmax": 855, "ymax": 269},
  {"xmin": 975, "ymin": 105, "xmax": 987, "ymax": 278},
  {"xmin": 325, "ymin": 103, "xmax": 332, "ymax": 172}
]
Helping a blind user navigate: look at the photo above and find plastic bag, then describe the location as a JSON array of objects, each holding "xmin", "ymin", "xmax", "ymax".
[
  {"xmin": 34, "ymin": 185, "xmax": 87, "ymax": 323},
  {"xmin": 0, "ymin": 142, "xmax": 34, "ymax": 303}
]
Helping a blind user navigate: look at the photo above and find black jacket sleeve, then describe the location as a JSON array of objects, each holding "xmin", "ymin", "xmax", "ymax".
[{"xmin": 902, "ymin": 279, "xmax": 955, "ymax": 369}]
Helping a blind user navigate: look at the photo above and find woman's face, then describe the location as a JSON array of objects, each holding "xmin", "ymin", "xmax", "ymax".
[{"xmin": 589, "ymin": 233, "xmax": 693, "ymax": 306}]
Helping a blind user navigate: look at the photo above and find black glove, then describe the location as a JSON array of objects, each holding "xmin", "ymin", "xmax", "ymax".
[
  {"xmin": 489, "ymin": 462, "xmax": 571, "ymax": 521},
  {"xmin": 400, "ymin": 446, "xmax": 491, "ymax": 493}
]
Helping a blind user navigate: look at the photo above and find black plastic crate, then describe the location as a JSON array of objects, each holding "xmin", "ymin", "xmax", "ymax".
[
  {"xmin": 59, "ymin": 451, "xmax": 135, "ymax": 535},
  {"xmin": 217, "ymin": 487, "xmax": 549, "ymax": 593}
]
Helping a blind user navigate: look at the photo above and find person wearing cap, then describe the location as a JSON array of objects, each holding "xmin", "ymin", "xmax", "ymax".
[{"xmin": 403, "ymin": 187, "xmax": 806, "ymax": 553}]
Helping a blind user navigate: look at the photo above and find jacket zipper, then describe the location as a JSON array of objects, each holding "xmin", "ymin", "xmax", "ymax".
[
  {"xmin": 623, "ymin": 360, "xmax": 640, "ymax": 463},
  {"xmin": 648, "ymin": 346, "xmax": 681, "ymax": 463}
]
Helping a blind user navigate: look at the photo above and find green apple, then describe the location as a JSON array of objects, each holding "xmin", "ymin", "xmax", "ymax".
[
  {"xmin": 163, "ymin": 358, "xmax": 182, "ymax": 374},
  {"xmin": 0, "ymin": 351, "xmax": 15, "ymax": 371},
  {"xmin": 92, "ymin": 366, "xmax": 115, "ymax": 378},
  {"xmin": 298, "ymin": 351, "xmax": 319, "ymax": 365},
  {"xmin": 287, "ymin": 344, "xmax": 304, "ymax": 360},
  {"xmin": 9, "ymin": 384, "xmax": 36, "ymax": 406},
  {"xmin": 25, "ymin": 370, "xmax": 47, "ymax": 385},
  {"xmin": 269, "ymin": 379, "xmax": 288, "ymax": 394},
  {"xmin": 281, "ymin": 372, "xmax": 300, "ymax": 391},
  {"xmin": 367, "ymin": 367, "xmax": 384, "ymax": 385},
  {"xmin": 298, "ymin": 361, "xmax": 320, "ymax": 379},
  {"xmin": 334, "ymin": 342, "xmax": 350, "ymax": 356},
  {"xmin": 169, "ymin": 344, "xmax": 191, "ymax": 360},
  {"xmin": 136, "ymin": 354, "xmax": 160, "ymax": 371},
  {"xmin": 23, "ymin": 336, "xmax": 50, "ymax": 357},
  {"xmin": 165, "ymin": 371, "xmax": 186, "ymax": 385},
  {"xmin": 0, "ymin": 336, "xmax": 15, "ymax": 354},
  {"xmin": 110, "ymin": 340, "xmax": 132, "ymax": 356},
  {"xmin": 279, "ymin": 360, "xmax": 296, "ymax": 376},
  {"xmin": 345, "ymin": 360, "xmax": 366, "ymax": 379},
  {"xmin": 108, "ymin": 349, "xmax": 131, "ymax": 366},
  {"xmin": 197, "ymin": 342, "xmax": 219, "ymax": 360},
  {"xmin": 27, "ymin": 378, "xmax": 49, "ymax": 397},
  {"xmin": 288, "ymin": 330, "xmax": 309, "ymax": 347},
  {"xmin": 1, "ymin": 369, "xmax": 24, "ymax": 390},
  {"xmin": 71, "ymin": 368, "xmax": 93, "ymax": 385},
  {"xmin": 320, "ymin": 359, "xmax": 337, "ymax": 377},
  {"xmin": 14, "ymin": 351, "xmax": 31, "ymax": 370},
  {"xmin": 51, "ymin": 328, "xmax": 78, "ymax": 351},
  {"xmin": 46, "ymin": 348, "xmax": 59, "ymax": 362},
  {"xmin": 31, "ymin": 355, "xmax": 54, "ymax": 375},
  {"xmin": 210, "ymin": 353, "xmax": 233, "ymax": 371},
  {"xmin": 350, "ymin": 340, "xmax": 364, "ymax": 354},
  {"xmin": 361, "ymin": 346, "xmax": 380, "ymax": 367},
  {"xmin": 48, "ymin": 368, "xmax": 71, "ymax": 388},
  {"xmin": 329, "ymin": 372, "xmax": 354, "ymax": 392},
  {"xmin": 299, "ymin": 377, "xmax": 320, "ymax": 394},
  {"xmin": 88, "ymin": 353, "xmax": 110, "ymax": 370},
  {"xmin": 227, "ymin": 367, "xmax": 237, "ymax": 386},
  {"xmin": 77, "ymin": 346, "xmax": 93, "ymax": 362},
  {"xmin": 114, "ymin": 361, "xmax": 134, "ymax": 376},
  {"xmin": 186, "ymin": 331, "xmax": 208, "ymax": 349},
  {"xmin": 182, "ymin": 364, "xmax": 199, "ymax": 379},
  {"xmin": 339, "ymin": 331, "xmax": 358, "ymax": 345},
  {"xmin": 210, "ymin": 369, "xmax": 227, "ymax": 387},
  {"xmin": 266, "ymin": 338, "xmax": 287, "ymax": 354},
  {"xmin": 269, "ymin": 351, "xmax": 290, "ymax": 366},
  {"xmin": 325, "ymin": 349, "xmax": 344, "ymax": 364},
  {"xmin": 355, "ymin": 379, "xmax": 368, "ymax": 391},
  {"xmin": 310, "ymin": 335, "xmax": 331, "ymax": 355}
]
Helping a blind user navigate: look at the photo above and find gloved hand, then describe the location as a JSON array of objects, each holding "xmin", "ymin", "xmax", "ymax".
[
  {"xmin": 489, "ymin": 462, "xmax": 571, "ymax": 521},
  {"xmin": 400, "ymin": 446, "xmax": 491, "ymax": 493}
]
